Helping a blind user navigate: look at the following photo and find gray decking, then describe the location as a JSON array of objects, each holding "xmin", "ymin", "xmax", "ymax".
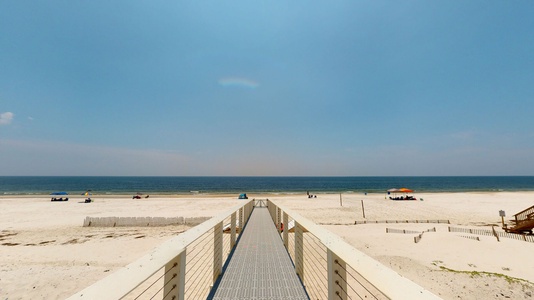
[{"xmin": 209, "ymin": 207, "xmax": 309, "ymax": 300}]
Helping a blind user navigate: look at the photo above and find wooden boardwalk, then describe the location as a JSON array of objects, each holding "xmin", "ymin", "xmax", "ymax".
[{"xmin": 208, "ymin": 207, "xmax": 309, "ymax": 300}]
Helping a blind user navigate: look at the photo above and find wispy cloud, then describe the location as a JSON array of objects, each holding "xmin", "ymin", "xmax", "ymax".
[
  {"xmin": 218, "ymin": 77, "xmax": 259, "ymax": 89},
  {"xmin": 0, "ymin": 112, "xmax": 14, "ymax": 125}
]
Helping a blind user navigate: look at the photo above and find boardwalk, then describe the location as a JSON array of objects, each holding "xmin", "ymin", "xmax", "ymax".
[{"xmin": 208, "ymin": 207, "xmax": 309, "ymax": 300}]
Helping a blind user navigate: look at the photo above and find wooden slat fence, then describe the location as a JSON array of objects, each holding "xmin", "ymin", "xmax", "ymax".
[
  {"xmin": 386, "ymin": 228, "xmax": 421, "ymax": 234},
  {"xmin": 385, "ymin": 227, "xmax": 436, "ymax": 243},
  {"xmin": 386, "ymin": 227, "xmax": 436, "ymax": 234},
  {"xmin": 413, "ymin": 228, "xmax": 437, "ymax": 243},
  {"xmin": 83, "ymin": 216, "xmax": 211, "ymax": 227},
  {"xmin": 459, "ymin": 235, "xmax": 480, "ymax": 241},
  {"xmin": 448, "ymin": 226, "xmax": 534, "ymax": 243},
  {"xmin": 355, "ymin": 220, "xmax": 449, "ymax": 225}
]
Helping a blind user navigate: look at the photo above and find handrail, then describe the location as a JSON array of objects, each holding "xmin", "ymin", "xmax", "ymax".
[
  {"xmin": 268, "ymin": 199, "xmax": 441, "ymax": 300},
  {"xmin": 68, "ymin": 198, "xmax": 440, "ymax": 300},
  {"xmin": 68, "ymin": 199, "xmax": 254, "ymax": 300},
  {"xmin": 514, "ymin": 205, "xmax": 534, "ymax": 221}
]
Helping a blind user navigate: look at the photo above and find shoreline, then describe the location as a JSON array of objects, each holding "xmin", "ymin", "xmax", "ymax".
[{"xmin": 3, "ymin": 189, "xmax": 534, "ymax": 197}]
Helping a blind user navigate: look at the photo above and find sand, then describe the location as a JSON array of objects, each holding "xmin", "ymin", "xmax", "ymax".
[{"xmin": 1, "ymin": 192, "xmax": 533, "ymax": 299}]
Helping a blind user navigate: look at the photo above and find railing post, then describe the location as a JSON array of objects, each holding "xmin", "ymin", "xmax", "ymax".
[
  {"xmin": 164, "ymin": 250, "xmax": 186, "ymax": 300},
  {"xmin": 328, "ymin": 250, "xmax": 347, "ymax": 300},
  {"xmin": 231, "ymin": 212, "xmax": 237, "ymax": 248},
  {"xmin": 239, "ymin": 207, "xmax": 243, "ymax": 234},
  {"xmin": 277, "ymin": 207, "xmax": 281, "ymax": 232},
  {"xmin": 244, "ymin": 204, "xmax": 248, "ymax": 225},
  {"xmin": 213, "ymin": 222, "xmax": 223, "ymax": 283},
  {"xmin": 295, "ymin": 221, "xmax": 304, "ymax": 282},
  {"xmin": 283, "ymin": 212, "xmax": 288, "ymax": 249},
  {"xmin": 245, "ymin": 201, "xmax": 252, "ymax": 223},
  {"xmin": 267, "ymin": 199, "xmax": 272, "ymax": 220}
]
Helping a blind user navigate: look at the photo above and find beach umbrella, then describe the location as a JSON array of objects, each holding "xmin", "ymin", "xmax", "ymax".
[{"xmin": 399, "ymin": 188, "xmax": 413, "ymax": 193}]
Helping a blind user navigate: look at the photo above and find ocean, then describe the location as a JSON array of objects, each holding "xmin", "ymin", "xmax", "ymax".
[{"xmin": 1, "ymin": 176, "xmax": 533, "ymax": 195}]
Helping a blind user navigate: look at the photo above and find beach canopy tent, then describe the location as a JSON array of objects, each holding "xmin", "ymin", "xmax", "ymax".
[
  {"xmin": 238, "ymin": 193, "xmax": 248, "ymax": 199},
  {"xmin": 387, "ymin": 188, "xmax": 413, "ymax": 194},
  {"xmin": 50, "ymin": 192, "xmax": 68, "ymax": 195},
  {"xmin": 387, "ymin": 187, "xmax": 416, "ymax": 200}
]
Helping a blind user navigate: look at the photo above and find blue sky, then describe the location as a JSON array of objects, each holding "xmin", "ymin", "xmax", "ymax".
[{"xmin": 1, "ymin": 1, "xmax": 533, "ymax": 176}]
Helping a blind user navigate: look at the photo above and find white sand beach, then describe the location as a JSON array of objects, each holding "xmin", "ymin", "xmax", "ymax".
[{"xmin": 1, "ymin": 192, "xmax": 533, "ymax": 299}]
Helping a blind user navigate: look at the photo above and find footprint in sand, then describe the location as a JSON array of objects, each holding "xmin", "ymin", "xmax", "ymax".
[
  {"xmin": 0, "ymin": 232, "xmax": 18, "ymax": 241},
  {"xmin": 2, "ymin": 242, "xmax": 20, "ymax": 246},
  {"xmin": 62, "ymin": 239, "xmax": 80, "ymax": 245},
  {"xmin": 38, "ymin": 240, "xmax": 56, "ymax": 245}
]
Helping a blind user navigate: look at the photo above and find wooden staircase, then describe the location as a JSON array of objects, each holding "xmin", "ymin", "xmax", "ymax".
[{"xmin": 505, "ymin": 205, "xmax": 534, "ymax": 234}]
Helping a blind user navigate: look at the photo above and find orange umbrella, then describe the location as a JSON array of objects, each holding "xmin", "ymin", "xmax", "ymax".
[{"xmin": 399, "ymin": 188, "xmax": 413, "ymax": 193}]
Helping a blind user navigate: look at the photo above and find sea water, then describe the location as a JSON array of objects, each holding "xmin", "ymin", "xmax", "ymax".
[{"xmin": 0, "ymin": 176, "xmax": 533, "ymax": 195}]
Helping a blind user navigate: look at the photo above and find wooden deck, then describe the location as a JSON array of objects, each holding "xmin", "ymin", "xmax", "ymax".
[
  {"xmin": 506, "ymin": 205, "xmax": 534, "ymax": 234},
  {"xmin": 208, "ymin": 207, "xmax": 309, "ymax": 300}
]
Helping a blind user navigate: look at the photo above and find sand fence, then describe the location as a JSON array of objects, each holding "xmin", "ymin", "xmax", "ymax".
[
  {"xmin": 448, "ymin": 226, "xmax": 534, "ymax": 243},
  {"xmin": 355, "ymin": 219, "xmax": 450, "ymax": 225},
  {"xmin": 83, "ymin": 216, "xmax": 210, "ymax": 227},
  {"xmin": 383, "ymin": 225, "xmax": 534, "ymax": 243}
]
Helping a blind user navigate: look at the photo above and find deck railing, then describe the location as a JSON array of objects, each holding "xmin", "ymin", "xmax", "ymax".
[
  {"xmin": 513, "ymin": 205, "xmax": 534, "ymax": 223},
  {"xmin": 68, "ymin": 198, "xmax": 439, "ymax": 299},
  {"xmin": 67, "ymin": 200, "xmax": 254, "ymax": 300},
  {"xmin": 267, "ymin": 199, "xmax": 441, "ymax": 300}
]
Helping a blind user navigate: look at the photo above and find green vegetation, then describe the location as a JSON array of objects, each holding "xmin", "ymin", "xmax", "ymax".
[{"xmin": 432, "ymin": 262, "xmax": 533, "ymax": 287}]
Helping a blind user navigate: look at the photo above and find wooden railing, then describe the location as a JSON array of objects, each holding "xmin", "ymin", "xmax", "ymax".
[
  {"xmin": 514, "ymin": 205, "xmax": 534, "ymax": 223},
  {"xmin": 67, "ymin": 200, "xmax": 254, "ymax": 300},
  {"xmin": 68, "ymin": 198, "xmax": 442, "ymax": 300},
  {"xmin": 267, "ymin": 199, "xmax": 441, "ymax": 300}
]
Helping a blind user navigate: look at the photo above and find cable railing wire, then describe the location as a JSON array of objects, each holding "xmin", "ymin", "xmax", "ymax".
[
  {"xmin": 160, "ymin": 284, "xmax": 176, "ymax": 300},
  {"xmin": 185, "ymin": 259, "xmax": 212, "ymax": 296},
  {"xmin": 147, "ymin": 274, "xmax": 176, "ymax": 300},
  {"xmin": 335, "ymin": 279, "xmax": 355, "ymax": 300},
  {"xmin": 303, "ymin": 234, "xmax": 328, "ymax": 266},
  {"xmin": 301, "ymin": 247, "xmax": 328, "ymax": 286},
  {"xmin": 335, "ymin": 260, "xmax": 381, "ymax": 300},
  {"xmin": 185, "ymin": 236, "xmax": 213, "ymax": 270},
  {"xmin": 302, "ymin": 257, "xmax": 328, "ymax": 299},
  {"xmin": 184, "ymin": 257, "xmax": 212, "ymax": 296},
  {"xmin": 133, "ymin": 262, "xmax": 177, "ymax": 300},
  {"xmin": 335, "ymin": 271, "xmax": 362, "ymax": 300}
]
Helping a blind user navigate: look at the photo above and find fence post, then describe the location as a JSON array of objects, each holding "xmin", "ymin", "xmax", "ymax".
[
  {"xmin": 295, "ymin": 221, "xmax": 304, "ymax": 282},
  {"xmin": 283, "ymin": 212, "xmax": 288, "ymax": 249},
  {"xmin": 231, "ymin": 212, "xmax": 237, "ymax": 249},
  {"xmin": 213, "ymin": 222, "xmax": 223, "ymax": 283},
  {"xmin": 491, "ymin": 225, "xmax": 500, "ymax": 242},
  {"xmin": 328, "ymin": 250, "xmax": 347, "ymax": 300},
  {"xmin": 164, "ymin": 250, "xmax": 186, "ymax": 300}
]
